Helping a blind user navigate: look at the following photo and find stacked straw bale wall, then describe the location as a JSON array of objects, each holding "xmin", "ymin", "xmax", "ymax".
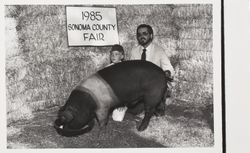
[
  {"xmin": 5, "ymin": 4, "xmax": 213, "ymax": 123},
  {"xmin": 172, "ymin": 4, "xmax": 213, "ymax": 106}
]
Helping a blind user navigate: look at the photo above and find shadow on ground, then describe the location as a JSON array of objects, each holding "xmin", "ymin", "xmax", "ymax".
[
  {"xmin": 7, "ymin": 107, "xmax": 165, "ymax": 148},
  {"xmin": 7, "ymin": 100, "xmax": 213, "ymax": 148},
  {"xmin": 165, "ymin": 102, "xmax": 214, "ymax": 132}
]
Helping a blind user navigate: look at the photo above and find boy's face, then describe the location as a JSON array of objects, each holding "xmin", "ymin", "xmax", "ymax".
[{"xmin": 110, "ymin": 51, "xmax": 124, "ymax": 63}]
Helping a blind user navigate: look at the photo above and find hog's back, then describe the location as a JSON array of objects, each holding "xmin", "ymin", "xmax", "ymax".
[{"xmin": 97, "ymin": 60, "xmax": 167, "ymax": 103}]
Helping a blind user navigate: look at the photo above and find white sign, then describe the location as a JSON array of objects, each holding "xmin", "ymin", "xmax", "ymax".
[{"xmin": 66, "ymin": 6, "xmax": 119, "ymax": 46}]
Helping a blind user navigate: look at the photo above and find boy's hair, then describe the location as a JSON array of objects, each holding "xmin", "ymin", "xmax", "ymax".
[{"xmin": 110, "ymin": 44, "xmax": 125, "ymax": 55}]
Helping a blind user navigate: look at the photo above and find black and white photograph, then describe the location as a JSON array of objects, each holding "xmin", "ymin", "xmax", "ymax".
[{"xmin": 1, "ymin": 0, "xmax": 250, "ymax": 152}]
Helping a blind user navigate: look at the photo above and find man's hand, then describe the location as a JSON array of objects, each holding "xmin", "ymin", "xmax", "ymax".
[
  {"xmin": 164, "ymin": 70, "xmax": 171, "ymax": 78},
  {"xmin": 164, "ymin": 70, "xmax": 173, "ymax": 82}
]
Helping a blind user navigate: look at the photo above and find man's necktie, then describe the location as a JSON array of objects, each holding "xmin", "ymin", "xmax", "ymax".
[{"xmin": 141, "ymin": 48, "xmax": 147, "ymax": 60}]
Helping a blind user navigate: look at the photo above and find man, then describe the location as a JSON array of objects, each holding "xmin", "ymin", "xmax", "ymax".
[
  {"xmin": 130, "ymin": 24, "xmax": 174, "ymax": 78},
  {"xmin": 129, "ymin": 24, "xmax": 174, "ymax": 115}
]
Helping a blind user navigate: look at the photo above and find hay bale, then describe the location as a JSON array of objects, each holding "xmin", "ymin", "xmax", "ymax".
[
  {"xmin": 192, "ymin": 51, "xmax": 213, "ymax": 63},
  {"xmin": 177, "ymin": 39, "xmax": 212, "ymax": 51},
  {"xmin": 179, "ymin": 28, "xmax": 212, "ymax": 40},
  {"xmin": 172, "ymin": 80, "xmax": 213, "ymax": 106},
  {"xmin": 121, "ymin": 42, "xmax": 137, "ymax": 60},
  {"xmin": 172, "ymin": 4, "xmax": 212, "ymax": 19},
  {"xmin": 177, "ymin": 55, "xmax": 213, "ymax": 73},
  {"xmin": 154, "ymin": 37, "xmax": 177, "ymax": 57},
  {"xmin": 5, "ymin": 18, "xmax": 20, "ymax": 58},
  {"xmin": 174, "ymin": 49, "xmax": 193, "ymax": 61},
  {"xmin": 6, "ymin": 81, "xmax": 26, "ymax": 100},
  {"xmin": 117, "ymin": 4, "xmax": 172, "ymax": 18},
  {"xmin": 175, "ymin": 50, "xmax": 213, "ymax": 64},
  {"xmin": 7, "ymin": 95, "xmax": 33, "ymax": 125},
  {"xmin": 154, "ymin": 26, "xmax": 173, "ymax": 38},
  {"xmin": 176, "ymin": 69, "xmax": 212, "ymax": 83},
  {"xmin": 171, "ymin": 4, "xmax": 213, "ymax": 106},
  {"xmin": 175, "ymin": 18, "xmax": 212, "ymax": 29}
]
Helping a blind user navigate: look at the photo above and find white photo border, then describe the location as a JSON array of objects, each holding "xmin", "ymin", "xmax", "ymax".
[{"xmin": 0, "ymin": 0, "xmax": 225, "ymax": 153}]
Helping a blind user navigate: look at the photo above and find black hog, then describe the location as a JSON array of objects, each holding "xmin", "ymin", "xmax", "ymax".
[{"xmin": 54, "ymin": 60, "xmax": 168, "ymax": 137}]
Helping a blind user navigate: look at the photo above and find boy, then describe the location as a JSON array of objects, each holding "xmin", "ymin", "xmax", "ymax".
[
  {"xmin": 108, "ymin": 44, "xmax": 128, "ymax": 122},
  {"xmin": 108, "ymin": 44, "xmax": 125, "ymax": 66}
]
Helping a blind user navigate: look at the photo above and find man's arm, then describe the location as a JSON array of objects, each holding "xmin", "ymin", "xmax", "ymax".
[{"xmin": 160, "ymin": 50, "xmax": 175, "ymax": 77}]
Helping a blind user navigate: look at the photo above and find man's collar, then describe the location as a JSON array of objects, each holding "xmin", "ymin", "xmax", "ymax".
[{"xmin": 143, "ymin": 42, "xmax": 153, "ymax": 51}]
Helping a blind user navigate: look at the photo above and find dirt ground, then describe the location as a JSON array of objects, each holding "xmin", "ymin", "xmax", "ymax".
[{"xmin": 7, "ymin": 102, "xmax": 214, "ymax": 148}]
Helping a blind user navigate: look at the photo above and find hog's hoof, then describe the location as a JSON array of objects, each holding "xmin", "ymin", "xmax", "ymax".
[
  {"xmin": 137, "ymin": 124, "xmax": 147, "ymax": 131},
  {"xmin": 154, "ymin": 110, "xmax": 165, "ymax": 116}
]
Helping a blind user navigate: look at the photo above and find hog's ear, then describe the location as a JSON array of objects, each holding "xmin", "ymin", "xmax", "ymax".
[
  {"xmin": 58, "ymin": 105, "xmax": 66, "ymax": 114},
  {"xmin": 61, "ymin": 110, "xmax": 74, "ymax": 123},
  {"xmin": 54, "ymin": 118, "xmax": 62, "ymax": 126}
]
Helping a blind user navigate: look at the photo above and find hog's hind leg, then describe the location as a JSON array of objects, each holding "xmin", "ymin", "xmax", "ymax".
[
  {"xmin": 137, "ymin": 105, "xmax": 155, "ymax": 131},
  {"xmin": 137, "ymin": 89, "xmax": 163, "ymax": 131}
]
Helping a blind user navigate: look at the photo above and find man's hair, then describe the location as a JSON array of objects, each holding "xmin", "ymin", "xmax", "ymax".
[{"xmin": 136, "ymin": 24, "xmax": 154, "ymax": 35}]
